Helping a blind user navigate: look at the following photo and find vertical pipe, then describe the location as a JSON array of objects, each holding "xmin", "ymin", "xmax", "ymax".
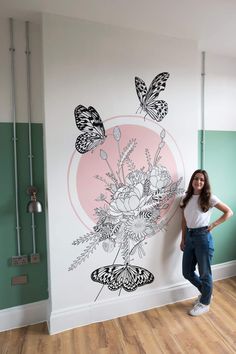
[
  {"xmin": 25, "ymin": 21, "xmax": 36, "ymax": 254},
  {"xmin": 201, "ymin": 51, "xmax": 206, "ymax": 170},
  {"xmin": 9, "ymin": 18, "xmax": 21, "ymax": 256},
  {"xmin": 25, "ymin": 22, "xmax": 33, "ymax": 186}
]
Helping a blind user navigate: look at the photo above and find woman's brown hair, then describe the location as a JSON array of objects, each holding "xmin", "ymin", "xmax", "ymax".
[{"xmin": 180, "ymin": 169, "xmax": 211, "ymax": 212}]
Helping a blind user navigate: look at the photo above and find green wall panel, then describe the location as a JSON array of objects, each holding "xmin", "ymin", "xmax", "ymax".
[
  {"xmin": 199, "ymin": 130, "xmax": 236, "ymax": 264},
  {"xmin": 0, "ymin": 123, "xmax": 48, "ymax": 310}
]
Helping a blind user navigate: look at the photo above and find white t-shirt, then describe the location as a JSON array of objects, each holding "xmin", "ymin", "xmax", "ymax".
[{"xmin": 181, "ymin": 194, "xmax": 221, "ymax": 228}]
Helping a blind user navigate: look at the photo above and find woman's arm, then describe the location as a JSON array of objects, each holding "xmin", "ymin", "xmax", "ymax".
[
  {"xmin": 208, "ymin": 202, "xmax": 233, "ymax": 231},
  {"xmin": 180, "ymin": 211, "xmax": 187, "ymax": 251}
]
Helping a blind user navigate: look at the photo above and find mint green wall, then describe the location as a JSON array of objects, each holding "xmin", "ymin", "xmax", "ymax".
[
  {"xmin": 199, "ymin": 130, "xmax": 236, "ymax": 264},
  {"xmin": 0, "ymin": 123, "xmax": 48, "ymax": 310}
]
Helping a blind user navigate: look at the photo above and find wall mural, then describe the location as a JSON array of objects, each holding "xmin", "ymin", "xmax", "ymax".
[
  {"xmin": 135, "ymin": 72, "xmax": 169, "ymax": 121},
  {"xmin": 68, "ymin": 72, "xmax": 184, "ymax": 300},
  {"xmin": 74, "ymin": 105, "xmax": 106, "ymax": 154}
]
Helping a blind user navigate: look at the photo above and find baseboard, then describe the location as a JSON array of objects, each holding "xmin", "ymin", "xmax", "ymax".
[
  {"xmin": 0, "ymin": 300, "xmax": 48, "ymax": 333},
  {"xmin": 212, "ymin": 260, "xmax": 236, "ymax": 280},
  {"xmin": 1, "ymin": 260, "xmax": 235, "ymax": 334},
  {"xmin": 48, "ymin": 282, "xmax": 195, "ymax": 334},
  {"xmin": 49, "ymin": 259, "xmax": 236, "ymax": 334}
]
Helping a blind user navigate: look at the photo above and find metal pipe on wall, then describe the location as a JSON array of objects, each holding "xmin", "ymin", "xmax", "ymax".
[
  {"xmin": 25, "ymin": 22, "xmax": 34, "ymax": 189},
  {"xmin": 25, "ymin": 21, "xmax": 41, "ymax": 263},
  {"xmin": 201, "ymin": 51, "xmax": 206, "ymax": 169},
  {"xmin": 9, "ymin": 18, "xmax": 21, "ymax": 257},
  {"xmin": 9, "ymin": 18, "xmax": 28, "ymax": 265},
  {"xmin": 25, "ymin": 21, "xmax": 36, "ymax": 254}
]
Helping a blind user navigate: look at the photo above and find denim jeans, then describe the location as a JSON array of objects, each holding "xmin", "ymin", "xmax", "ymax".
[{"xmin": 182, "ymin": 226, "xmax": 214, "ymax": 305}]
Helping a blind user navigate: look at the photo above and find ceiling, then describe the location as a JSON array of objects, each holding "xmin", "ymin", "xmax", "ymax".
[{"xmin": 1, "ymin": 0, "xmax": 236, "ymax": 57}]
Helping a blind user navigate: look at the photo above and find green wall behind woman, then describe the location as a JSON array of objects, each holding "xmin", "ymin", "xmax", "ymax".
[
  {"xmin": 199, "ymin": 130, "xmax": 236, "ymax": 264},
  {"xmin": 0, "ymin": 123, "xmax": 48, "ymax": 310}
]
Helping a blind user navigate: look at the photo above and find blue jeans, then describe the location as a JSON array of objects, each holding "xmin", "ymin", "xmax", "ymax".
[{"xmin": 182, "ymin": 226, "xmax": 214, "ymax": 305}]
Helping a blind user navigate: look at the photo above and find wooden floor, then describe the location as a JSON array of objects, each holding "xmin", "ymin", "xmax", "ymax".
[{"xmin": 1, "ymin": 277, "xmax": 236, "ymax": 354}]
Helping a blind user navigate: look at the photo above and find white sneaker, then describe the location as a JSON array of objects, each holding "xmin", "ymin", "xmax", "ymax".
[
  {"xmin": 193, "ymin": 294, "xmax": 213, "ymax": 305},
  {"xmin": 189, "ymin": 302, "xmax": 210, "ymax": 316}
]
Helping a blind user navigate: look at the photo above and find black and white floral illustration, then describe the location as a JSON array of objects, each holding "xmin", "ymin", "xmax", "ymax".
[{"xmin": 69, "ymin": 125, "xmax": 183, "ymax": 299}]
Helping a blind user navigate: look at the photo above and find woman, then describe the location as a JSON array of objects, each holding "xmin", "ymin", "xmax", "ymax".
[{"xmin": 180, "ymin": 169, "xmax": 233, "ymax": 316}]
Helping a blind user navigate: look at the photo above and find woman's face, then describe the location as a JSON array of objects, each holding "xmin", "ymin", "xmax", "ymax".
[{"xmin": 192, "ymin": 172, "xmax": 205, "ymax": 194}]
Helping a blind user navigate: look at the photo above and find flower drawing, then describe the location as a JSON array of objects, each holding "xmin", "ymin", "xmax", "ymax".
[
  {"xmin": 109, "ymin": 183, "xmax": 151, "ymax": 217},
  {"xmin": 149, "ymin": 166, "xmax": 171, "ymax": 191},
  {"xmin": 69, "ymin": 125, "xmax": 184, "ymax": 298}
]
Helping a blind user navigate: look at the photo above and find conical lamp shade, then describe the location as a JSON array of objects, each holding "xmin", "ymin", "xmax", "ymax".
[
  {"xmin": 26, "ymin": 189, "xmax": 43, "ymax": 213},
  {"xmin": 27, "ymin": 200, "xmax": 43, "ymax": 213}
]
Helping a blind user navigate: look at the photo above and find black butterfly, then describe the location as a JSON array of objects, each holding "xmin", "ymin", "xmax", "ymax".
[
  {"xmin": 91, "ymin": 263, "xmax": 154, "ymax": 292},
  {"xmin": 74, "ymin": 105, "xmax": 106, "ymax": 154},
  {"xmin": 135, "ymin": 72, "xmax": 170, "ymax": 121}
]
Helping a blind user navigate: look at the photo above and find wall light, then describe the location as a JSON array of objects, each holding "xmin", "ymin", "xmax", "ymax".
[{"xmin": 27, "ymin": 186, "xmax": 42, "ymax": 213}]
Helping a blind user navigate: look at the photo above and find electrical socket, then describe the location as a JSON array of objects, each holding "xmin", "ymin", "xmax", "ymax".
[
  {"xmin": 12, "ymin": 274, "xmax": 28, "ymax": 285},
  {"xmin": 30, "ymin": 253, "xmax": 40, "ymax": 264},
  {"xmin": 11, "ymin": 255, "xmax": 28, "ymax": 266}
]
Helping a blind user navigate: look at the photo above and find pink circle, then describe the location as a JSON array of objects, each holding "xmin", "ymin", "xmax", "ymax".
[{"xmin": 75, "ymin": 124, "xmax": 178, "ymax": 226}]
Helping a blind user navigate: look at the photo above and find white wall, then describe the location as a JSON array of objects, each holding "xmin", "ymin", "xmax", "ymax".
[
  {"xmin": 205, "ymin": 53, "xmax": 236, "ymax": 131},
  {"xmin": 1, "ymin": 14, "xmax": 236, "ymax": 335},
  {"xmin": 42, "ymin": 14, "xmax": 200, "ymax": 333},
  {"xmin": 0, "ymin": 18, "xmax": 43, "ymax": 123}
]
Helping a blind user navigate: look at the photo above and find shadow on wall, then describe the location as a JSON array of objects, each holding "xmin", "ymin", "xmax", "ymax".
[{"xmin": 161, "ymin": 205, "xmax": 182, "ymax": 281}]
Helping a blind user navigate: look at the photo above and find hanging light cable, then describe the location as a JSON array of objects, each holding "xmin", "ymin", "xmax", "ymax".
[
  {"xmin": 9, "ymin": 18, "xmax": 28, "ymax": 266},
  {"xmin": 25, "ymin": 21, "xmax": 42, "ymax": 264}
]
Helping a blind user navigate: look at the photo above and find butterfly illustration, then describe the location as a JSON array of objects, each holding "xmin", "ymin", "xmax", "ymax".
[
  {"xmin": 91, "ymin": 263, "xmax": 154, "ymax": 292},
  {"xmin": 135, "ymin": 72, "xmax": 170, "ymax": 121},
  {"xmin": 74, "ymin": 105, "xmax": 106, "ymax": 154}
]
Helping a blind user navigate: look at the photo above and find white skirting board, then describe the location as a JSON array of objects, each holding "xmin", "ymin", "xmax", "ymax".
[
  {"xmin": 0, "ymin": 300, "xmax": 48, "ymax": 333},
  {"xmin": 49, "ymin": 260, "xmax": 236, "ymax": 334},
  {"xmin": 1, "ymin": 260, "xmax": 235, "ymax": 334}
]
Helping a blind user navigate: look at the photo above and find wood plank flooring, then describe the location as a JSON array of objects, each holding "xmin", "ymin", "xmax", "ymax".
[{"xmin": 1, "ymin": 277, "xmax": 236, "ymax": 354}]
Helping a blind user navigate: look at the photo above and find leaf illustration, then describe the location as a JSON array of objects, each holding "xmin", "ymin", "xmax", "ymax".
[
  {"xmin": 126, "ymin": 157, "xmax": 136, "ymax": 172},
  {"xmin": 72, "ymin": 232, "xmax": 97, "ymax": 245},
  {"xmin": 118, "ymin": 139, "xmax": 137, "ymax": 170},
  {"xmin": 113, "ymin": 126, "xmax": 121, "ymax": 141},
  {"xmin": 121, "ymin": 232, "xmax": 129, "ymax": 262},
  {"xmin": 143, "ymin": 179, "xmax": 150, "ymax": 196},
  {"xmin": 160, "ymin": 129, "xmax": 166, "ymax": 139},
  {"xmin": 94, "ymin": 174, "xmax": 109, "ymax": 186},
  {"xmin": 68, "ymin": 238, "xmax": 100, "ymax": 271},
  {"xmin": 140, "ymin": 200, "xmax": 159, "ymax": 211},
  {"xmin": 145, "ymin": 148, "xmax": 152, "ymax": 168},
  {"xmin": 100, "ymin": 149, "xmax": 108, "ymax": 160}
]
